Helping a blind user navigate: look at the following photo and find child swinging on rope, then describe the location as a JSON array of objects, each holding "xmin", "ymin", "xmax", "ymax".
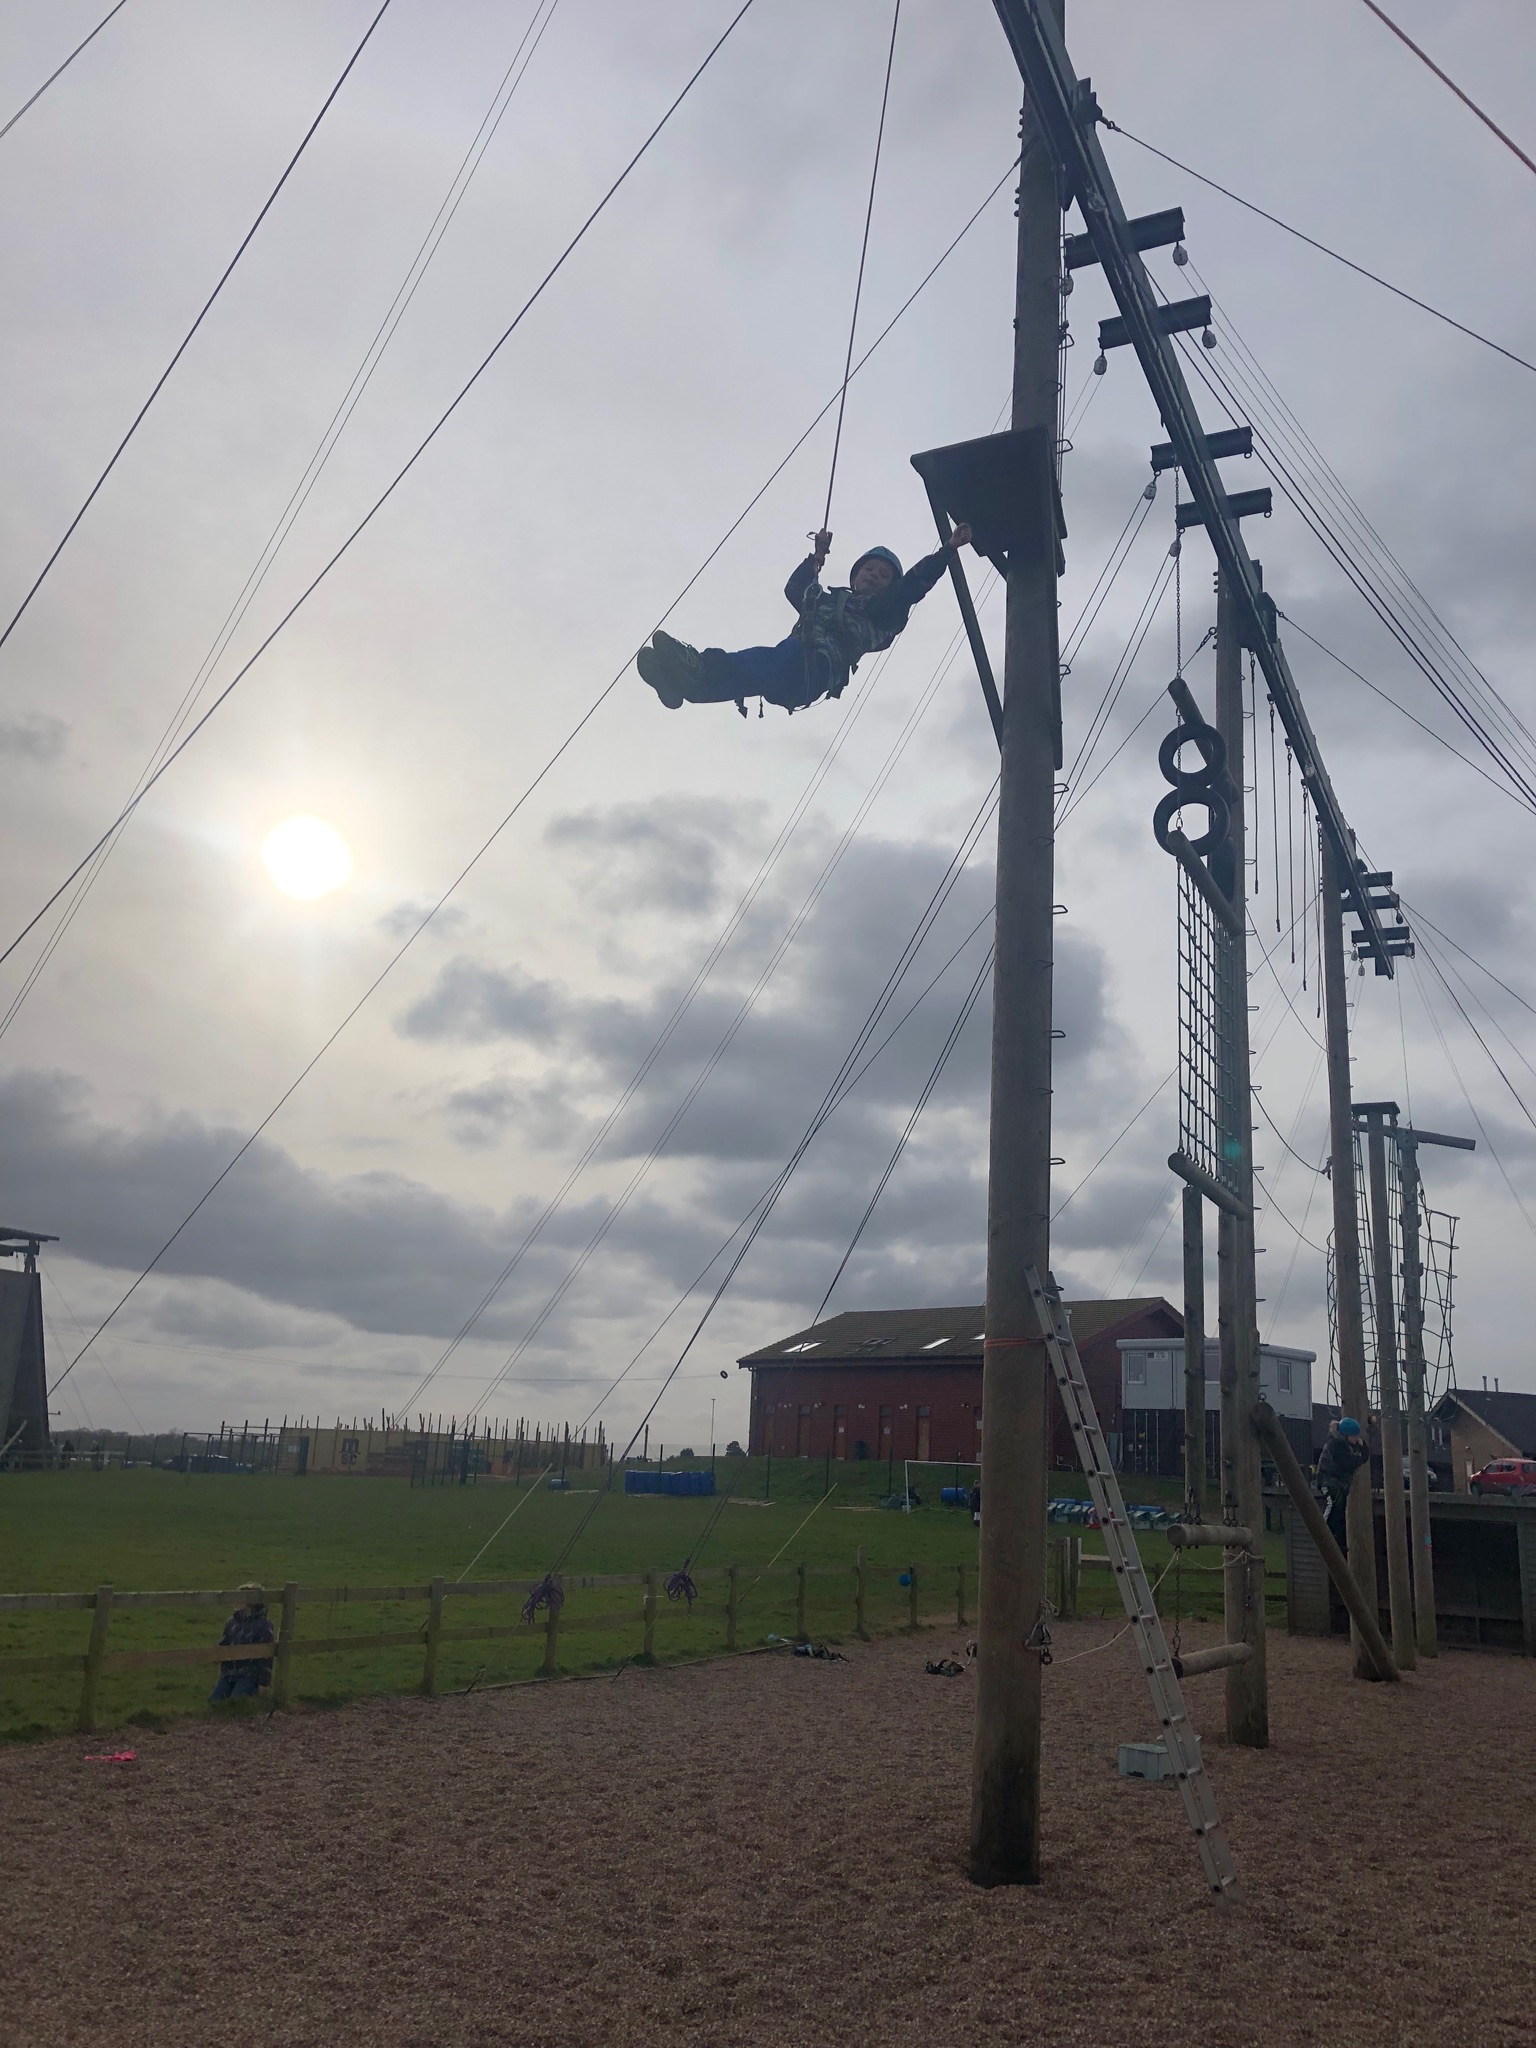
[{"xmin": 637, "ymin": 521, "xmax": 973, "ymax": 716}]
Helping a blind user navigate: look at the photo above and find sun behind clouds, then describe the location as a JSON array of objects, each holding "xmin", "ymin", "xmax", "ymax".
[{"xmin": 261, "ymin": 816, "xmax": 353, "ymax": 901}]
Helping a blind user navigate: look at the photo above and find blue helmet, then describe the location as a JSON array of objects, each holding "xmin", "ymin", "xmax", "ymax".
[
  {"xmin": 850, "ymin": 545, "xmax": 902, "ymax": 582},
  {"xmin": 1337, "ymin": 1416, "xmax": 1362, "ymax": 1437}
]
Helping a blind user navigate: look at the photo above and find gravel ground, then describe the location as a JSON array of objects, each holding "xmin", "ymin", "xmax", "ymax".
[{"xmin": 2, "ymin": 1620, "xmax": 1530, "ymax": 2048}]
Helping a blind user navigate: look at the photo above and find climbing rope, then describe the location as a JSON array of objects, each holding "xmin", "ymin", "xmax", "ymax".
[{"xmin": 821, "ymin": 0, "xmax": 902, "ymax": 529}]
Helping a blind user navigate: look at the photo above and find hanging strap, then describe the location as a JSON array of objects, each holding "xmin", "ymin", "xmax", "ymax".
[{"xmin": 821, "ymin": 0, "xmax": 902, "ymax": 531}]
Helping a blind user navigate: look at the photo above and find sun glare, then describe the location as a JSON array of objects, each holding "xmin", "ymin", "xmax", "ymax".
[{"xmin": 261, "ymin": 815, "xmax": 353, "ymax": 901}]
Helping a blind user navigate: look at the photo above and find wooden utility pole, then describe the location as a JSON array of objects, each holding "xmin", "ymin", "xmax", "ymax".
[
  {"xmin": 1360, "ymin": 1102, "xmax": 1414, "ymax": 1667},
  {"xmin": 1319, "ymin": 832, "xmax": 1382, "ymax": 1677},
  {"xmin": 1397, "ymin": 1132, "xmax": 1436, "ymax": 1658},
  {"xmin": 969, "ymin": 11, "xmax": 1063, "ymax": 1889},
  {"xmin": 1181, "ymin": 1184, "xmax": 1206, "ymax": 1520},
  {"xmin": 1397, "ymin": 1122, "xmax": 1473, "ymax": 1657},
  {"xmin": 1213, "ymin": 567, "xmax": 1267, "ymax": 1748}
]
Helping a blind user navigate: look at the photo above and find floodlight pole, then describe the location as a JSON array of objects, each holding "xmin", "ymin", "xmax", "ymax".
[{"xmin": 968, "ymin": 4, "xmax": 1063, "ymax": 1889}]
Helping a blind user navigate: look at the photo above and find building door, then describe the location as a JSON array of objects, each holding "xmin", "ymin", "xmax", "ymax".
[
  {"xmin": 879, "ymin": 1406, "xmax": 894, "ymax": 1462},
  {"xmin": 796, "ymin": 1405, "xmax": 811, "ymax": 1456},
  {"xmin": 833, "ymin": 1406, "xmax": 847, "ymax": 1458},
  {"xmin": 916, "ymin": 1406, "xmax": 931, "ymax": 1462}
]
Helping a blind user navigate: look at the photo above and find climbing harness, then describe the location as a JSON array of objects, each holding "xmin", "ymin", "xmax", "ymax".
[{"xmin": 821, "ymin": 0, "xmax": 902, "ymax": 530}]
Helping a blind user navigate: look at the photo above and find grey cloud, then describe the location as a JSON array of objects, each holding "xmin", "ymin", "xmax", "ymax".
[
  {"xmin": 0, "ymin": 714, "xmax": 67, "ymax": 762},
  {"xmin": 544, "ymin": 799, "xmax": 748, "ymax": 916},
  {"xmin": 377, "ymin": 900, "xmax": 468, "ymax": 941}
]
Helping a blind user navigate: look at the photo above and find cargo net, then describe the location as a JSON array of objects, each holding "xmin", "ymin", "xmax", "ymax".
[
  {"xmin": 1421, "ymin": 1203, "xmax": 1458, "ymax": 1404},
  {"xmin": 1176, "ymin": 857, "xmax": 1244, "ymax": 1204}
]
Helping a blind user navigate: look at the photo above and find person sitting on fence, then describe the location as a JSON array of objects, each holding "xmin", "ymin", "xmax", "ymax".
[
  {"xmin": 208, "ymin": 1584, "xmax": 275, "ymax": 1702},
  {"xmin": 1315, "ymin": 1417, "xmax": 1370, "ymax": 1550}
]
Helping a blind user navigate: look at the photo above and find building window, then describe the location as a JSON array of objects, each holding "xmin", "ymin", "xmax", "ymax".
[
  {"xmin": 1127, "ymin": 1355, "xmax": 1146, "ymax": 1386},
  {"xmin": 1277, "ymin": 1359, "xmax": 1293, "ymax": 1394}
]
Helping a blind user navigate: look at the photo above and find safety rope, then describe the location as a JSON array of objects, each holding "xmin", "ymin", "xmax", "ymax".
[{"xmin": 821, "ymin": 0, "xmax": 902, "ymax": 529}]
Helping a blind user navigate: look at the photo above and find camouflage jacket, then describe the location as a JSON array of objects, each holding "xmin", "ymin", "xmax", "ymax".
[
  {"xmin": 784, "ymin": 549, "xmax": 950, "ymax": 699},
  {"xmin": 219, "ymin": 1604, "xmax": 275, "ymax": 1685}
]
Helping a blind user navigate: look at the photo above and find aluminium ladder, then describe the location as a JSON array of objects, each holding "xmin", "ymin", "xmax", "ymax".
[{"xmin": 1026, "ymin": 1266, "xmax": 1242, "ymax": 1902}]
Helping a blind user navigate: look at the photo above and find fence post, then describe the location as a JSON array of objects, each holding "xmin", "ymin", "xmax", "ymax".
[
  {"xmin": 78, "ymin": 1586, "xmax": 114, "ymax": 1734},
  {"xmin": 907, "ymin": 1563, "xmax": 919, "ymax": 1631},
  {"xmin": 726, "ymin": 1564, "xmax": 739, "ymax": 1652},
  {"xmin": 273, "ymin": 1580, "xmax": 299, "ymax": 1709},
  {"xmin": 956, "ymin": 1561, "xmax": 967, "ymax": 1628},
  {"xmin": 541, "ymin": 1582, "xmax": 561, "ymax": 1677},
  {"xmin": 642, "ymin": 1569, "xmax": 658, "ymax": 1663},
  {"xmin": 1067, "ymin": 1533, "xmax": 1081, "ymax": 1619},
  {"xmin": 855, "ymin": 1547, "xmax": 868, "ymax": 1639},
  {"xmin": 421, "ymin": 1577, "xmax": 444, "ymax": 1696},
  {"xmin": 795, "ymin": 1561, "xmax": 808, "ymax": 1642}
]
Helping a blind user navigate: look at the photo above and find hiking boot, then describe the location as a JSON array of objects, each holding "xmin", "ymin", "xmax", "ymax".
[{"xmin": 637, "ymin": 641, "xmax": 686, "ymax": 709}]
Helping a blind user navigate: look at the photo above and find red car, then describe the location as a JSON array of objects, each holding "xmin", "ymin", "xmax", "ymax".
[{"xmin": 1468, "ymin": 1458, "xmax": 1536, "ymax": 1498}]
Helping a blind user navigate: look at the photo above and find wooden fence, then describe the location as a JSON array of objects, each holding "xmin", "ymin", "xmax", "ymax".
[{"xmin": 0, "ymin": 1550, "xmax": 1007, "ymax": 1735}]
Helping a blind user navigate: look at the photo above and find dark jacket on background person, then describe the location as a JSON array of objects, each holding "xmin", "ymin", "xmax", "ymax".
[
  {"xmin": 1316, "ymin": 1432, "xmax": 1370, "ymax": 1492},
  {"xmin": 210, "ymin": 1601, "xmax": 275, "ymax": 1700}
]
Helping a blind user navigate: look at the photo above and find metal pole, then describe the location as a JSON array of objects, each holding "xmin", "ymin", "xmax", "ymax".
[
  {"xmin": 1319, "ymin": 829, "xmax": 1382, "ymax": 1677},
  {"xmin": 969, "ymin": 31, "xmax": 1062, "ymax": 1889},
  {"xmin": 1213, "ymin": 567, "xmax": 1267, "ymax": 1748},
  {"xmin": 1364, "ymin": 1108, "xmax": 1415, "ymax": 1667},
  {"xmin": 1397, "ymin": 1134, "xmax": 1438, "ymax": 1657},
  {"xmin": 1181, "ymin": 1184, "xmax": 1206, "ymax": 1520}
]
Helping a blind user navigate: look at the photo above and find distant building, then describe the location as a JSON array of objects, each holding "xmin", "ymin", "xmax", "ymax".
[
  {"xmin": 738, "ymin": 1298, "xmax": 1183, "ymax": 1470},
  {"xmin": 1116, "ymin": 1336, "xmax": 1315, "ymax": 1477},
  {"xmin": 1431, "ymin": 1387, "xmax": 1536, "ymax": 1492}
]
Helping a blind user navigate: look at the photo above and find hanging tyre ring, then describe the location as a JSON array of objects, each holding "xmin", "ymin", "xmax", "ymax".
[
  {"xmin": 1154, "ymin": 784, "xmax": 1230, "ymax": 859},
  {"xmin": 1157, "ymin": 720, "xmax": 1227, "ymax": 794}
]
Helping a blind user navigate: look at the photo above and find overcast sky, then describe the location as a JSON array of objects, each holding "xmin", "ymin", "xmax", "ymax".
[{"xmin": 1, "ymin": 0, "xmax": 1533, "ymax": 1449}]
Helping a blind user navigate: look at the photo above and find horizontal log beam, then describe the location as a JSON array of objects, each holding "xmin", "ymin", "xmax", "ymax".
[
  {"xmin": 1173, "ymin": 1642, "xmax": 1254, "ymax": 1677},
  {"xmin": 1167, "ymin": 1523, "xmax": 1254, "ymax": 1549}
]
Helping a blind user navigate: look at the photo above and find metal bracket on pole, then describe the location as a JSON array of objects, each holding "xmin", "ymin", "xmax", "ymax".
[
  {"xmin": 987, "ymin": 0, "xmax": 1398, "ymax": 975},
  {"xmin": 924, "ymin": 491, "xmax": 1004, "ymax": 746}
]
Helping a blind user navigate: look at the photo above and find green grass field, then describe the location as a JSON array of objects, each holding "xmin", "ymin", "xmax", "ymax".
[{"xmin": 0, "ymin": 1459, "xmax": 1281, "ymax": 1740}]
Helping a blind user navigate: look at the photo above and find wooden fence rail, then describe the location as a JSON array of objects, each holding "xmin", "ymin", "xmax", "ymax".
[{"xmin": 0, "ymin": 1552, "xmax": 1024, "ymax": 1735}]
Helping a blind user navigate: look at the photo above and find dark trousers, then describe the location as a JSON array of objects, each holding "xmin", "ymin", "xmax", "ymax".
[
  {"xmin": 209, "ymin": 1667, "xmax": 266, "ymax": 1701},
  {"xmin": 694, "ymin": 637, "xmax": 821, "ymax": 710},
  {"xmin": 1322, "ymin": 1483, "xmax": 1351, "ymax": 1552}
]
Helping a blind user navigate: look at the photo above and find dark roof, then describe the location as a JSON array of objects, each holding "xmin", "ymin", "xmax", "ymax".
[
  {"xmin": 1432, "ymin": 1387, "xmax": 1536, "ymax": 1457},
  {"xmin": 738, "ymin": 1299, "xmax": 1180, "ymax": 1367}
]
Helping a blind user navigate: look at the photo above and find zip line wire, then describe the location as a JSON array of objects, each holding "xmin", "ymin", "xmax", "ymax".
[
  {"xmin": 1356, "ymin": 0, "xmax": 1536, "ymax": 180},
  {"xmin": 822, "ymin": 0, "xmax": 901, "ymax": 529},
  {"xmin": 0, "ymin": 0, "xmax": 131, "ymax": 144},
  {"xmin": 1105, "ymin": 123, "xmax": 1536, "ymax": 378},
  {"xmin": 0, "ymin": 0, "xmax": 565, "ymax": 1043},
  {"xmin": 49, "ymin": 150, "xmax": 1018, "ymax": 1394},
  {"xmin": 0, "ymin": 0, "xmax": 397, "ymax": 661},
  {"xmin": 1, "ymin": 142, "xmax": 1017, "ymax": 984}
]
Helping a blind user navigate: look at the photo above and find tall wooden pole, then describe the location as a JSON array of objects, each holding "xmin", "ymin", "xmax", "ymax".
[
  {"xmin": 1181, "ymin": 1184, "xmax": 1206, "ymax": 1521},
  {"xmin": 1318, "ymin": 829, "xmax": 1383, "ymax": 1676},
  {"xmin": 1213, "ymin": 567, "xmax": 1267, "ymax": 1748},
  {"xmin": 969, "ymin": 19, "xmax": 1063, "ymax": 1888},
  {"xmin": 1397, "ymin": 1133, "xmax": 1438, "ymax": 1657},
  {"xmin": 1363, "ymin": 1107, "xmax": 1415, "ymax": 1668}
]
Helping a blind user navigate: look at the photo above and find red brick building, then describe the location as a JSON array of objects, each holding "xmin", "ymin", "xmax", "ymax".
[{"xmin": 739, "ymin": 1298, "xmax": 1183, "ymax": 1470}]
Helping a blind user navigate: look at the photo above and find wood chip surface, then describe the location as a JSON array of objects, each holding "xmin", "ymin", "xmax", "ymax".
[{"xmin": 2, "ymin": 1622, "xmax": 1529, "ymax": 2046}]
